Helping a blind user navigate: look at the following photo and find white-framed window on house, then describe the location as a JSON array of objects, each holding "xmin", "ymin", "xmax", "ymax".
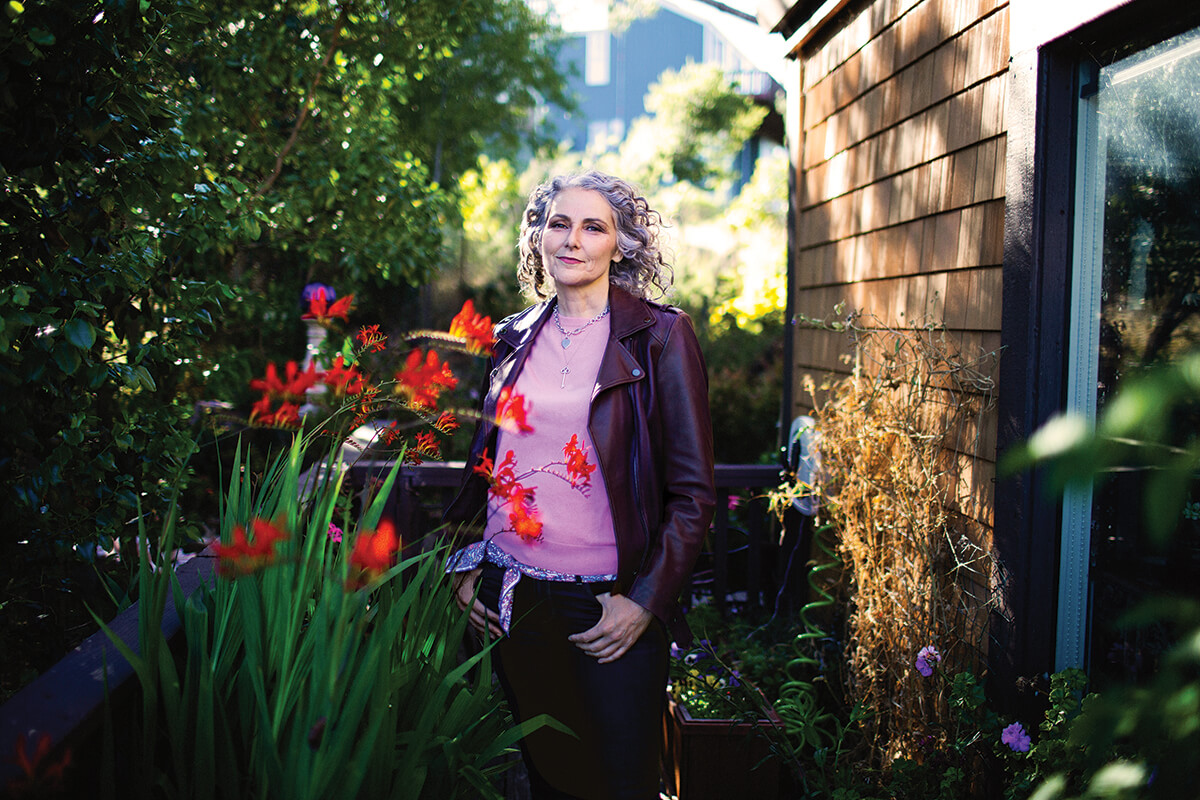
[
  {"xmin": 584, "ymin": 30, "xmax": 610, "ymax": 86},
  {"xmin": 1062, "ymin": 24, "xmax": 1200, "ymax": 682}
]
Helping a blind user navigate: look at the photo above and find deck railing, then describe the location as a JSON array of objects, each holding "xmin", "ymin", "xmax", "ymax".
[{"xmin": 348, "ymin": 461, "xmax": 807, "ymax": 617}]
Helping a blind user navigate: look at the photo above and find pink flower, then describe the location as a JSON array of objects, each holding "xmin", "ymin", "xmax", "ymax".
[
  {"xmin": 327, "ymin": 523, "xmax": 343, "ymax": 543},
  {"xmin": 1001, "ymin": 721, "xmax": 1031, "ymax": 753},
  {"xmin": 915, "ymin": 645, "xmax": 941, "ymax": 677}
]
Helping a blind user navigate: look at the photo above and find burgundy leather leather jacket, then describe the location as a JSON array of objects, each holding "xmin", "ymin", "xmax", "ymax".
[{"xmin": 445, "ymin": 286, "xmax": 716, "ymax": 644}]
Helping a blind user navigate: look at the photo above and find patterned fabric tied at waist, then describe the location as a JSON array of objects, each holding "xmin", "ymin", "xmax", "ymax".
[{"xmin": 445, "ymin": 539, "xmax": 617, "ymax": 634}]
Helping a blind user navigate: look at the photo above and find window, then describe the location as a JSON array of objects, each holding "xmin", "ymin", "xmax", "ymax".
[
  {"xmin": 586, "ymin": 118, "xmax": 624, "ymax": 152},
  {"xmin": 1063, "ymin": 23, "xmax": 1200, "ymax": 682},
  {"xmin": 585, "ymin": 30, "xmax": 610, "ymax": 86}
]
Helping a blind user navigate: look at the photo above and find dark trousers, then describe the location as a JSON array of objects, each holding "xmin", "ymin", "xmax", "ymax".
[{"xmin": 478, "ymin": 562, "xmax": 668, "ymax": 800}]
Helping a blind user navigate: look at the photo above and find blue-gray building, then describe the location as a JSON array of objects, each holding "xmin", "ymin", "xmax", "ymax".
[{"xmin": 535, "ymin": 0, "xmax": 786, "ymax": 167}]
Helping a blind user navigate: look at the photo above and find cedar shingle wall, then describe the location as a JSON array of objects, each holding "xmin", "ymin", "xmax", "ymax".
[{"xmin": 790, "ymin": 0, "xmax": 1008, "ymax": 528}]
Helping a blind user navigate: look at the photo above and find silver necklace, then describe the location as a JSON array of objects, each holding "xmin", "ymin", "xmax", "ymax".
[
  {"xmin": 552, "ymin": 304, "xmax": 608, "ymax": 388},
  {"xmin": 553, "ymin": 304, "xmax": 610, "ymax": 350}
]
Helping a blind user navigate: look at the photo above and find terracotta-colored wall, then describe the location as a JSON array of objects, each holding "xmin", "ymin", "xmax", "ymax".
[{"xmin": 789, "ymin": 0, "xmax": 1008, "ymax": 529}]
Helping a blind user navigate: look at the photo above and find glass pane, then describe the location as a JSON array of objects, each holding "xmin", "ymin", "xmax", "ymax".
[{"xmin": 1088, "ymin": 25, "xmax": 1200, "ymax": 686}]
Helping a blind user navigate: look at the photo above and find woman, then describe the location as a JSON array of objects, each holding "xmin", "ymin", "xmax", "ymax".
[{"xmin": 444, "ymin": 171, "xmax": 716, "ymax": 800}]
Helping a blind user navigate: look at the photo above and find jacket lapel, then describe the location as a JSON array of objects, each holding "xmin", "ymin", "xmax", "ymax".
[
  {"xmin": 485, "ymin": 300, "xmax": 553, "ymax": 417},
  {"xmin": 594, "ymin": 287, "xmax": 655, "ymax": 397}
]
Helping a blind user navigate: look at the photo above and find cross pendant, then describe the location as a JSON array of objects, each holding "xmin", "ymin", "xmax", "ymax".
[{"xmin": 560, "ymin": 366, "xmax": 570, "ymax": 388}]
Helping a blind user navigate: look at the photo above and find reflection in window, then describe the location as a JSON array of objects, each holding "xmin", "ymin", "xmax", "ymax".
[{"xmin": 1084, "ymin": 24, "xmax": 1200, "ymax": 686}]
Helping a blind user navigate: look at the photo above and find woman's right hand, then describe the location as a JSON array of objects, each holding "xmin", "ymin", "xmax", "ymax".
[{"xmin": 453, "ymin": 567, "xmax": 504, "ymax": 639}]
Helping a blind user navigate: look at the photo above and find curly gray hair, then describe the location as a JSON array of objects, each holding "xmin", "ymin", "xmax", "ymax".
[{"xmin": 517, "ymin": 171, "xmax": 672, "ymax": 301}]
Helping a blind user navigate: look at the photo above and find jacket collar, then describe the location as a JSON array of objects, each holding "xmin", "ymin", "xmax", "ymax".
[{"xmin": 496, "ymin": 285, "xmax": 655, "ymax": 352}]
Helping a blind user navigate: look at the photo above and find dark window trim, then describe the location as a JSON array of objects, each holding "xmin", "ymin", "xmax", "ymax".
[{"xmin": 992, "ymin": 41, "xmax": 1080, "ymax": 710}]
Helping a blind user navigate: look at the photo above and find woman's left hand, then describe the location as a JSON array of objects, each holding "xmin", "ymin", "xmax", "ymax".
[{"xmin": 568, "ymin": 593, "xmax": 653, "ymax": 664}]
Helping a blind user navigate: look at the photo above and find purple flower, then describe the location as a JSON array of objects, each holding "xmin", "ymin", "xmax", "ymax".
[
  {"xmin": 1001, "ymin": 721, "xmax": 1031, "ymax": 753},
  {"xmin": 302, "ymin": 282, "xmax": 336, "ymax": 304},
  {"xmin": 915, "ymin": 645, "xmax": 941, "ymax": 677},
  {"xmin": 670, "ymin": 642, "xmax": 683, "ymax": 659},
  {"xmin": 327, "ymin": 523, "xmax": 343, "ymax": 543}
]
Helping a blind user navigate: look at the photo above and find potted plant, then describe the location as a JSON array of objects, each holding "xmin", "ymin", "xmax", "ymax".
[{"xmin": 662, "ymin": 603, "xmax": 793, "ymax": 800}]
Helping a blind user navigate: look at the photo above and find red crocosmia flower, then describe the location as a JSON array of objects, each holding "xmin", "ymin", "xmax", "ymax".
[
  {"xmin": 562, "ymin": 434, "xmax": 596, "ymax": 489},
  {"xmin": 495, "ymin": 387, "xmax": 533, "ymax": 434},
  {"xmin": 250, "ymin": 394, "xmax": 274, "ymax": 421},
  {"xmin": 472, "ymin": 448, "xmax": 496, "ymax": 480},
  {"xmin": 471, "ymin": 447, "xmax": 551, "ymax": 544},
  {"xmin": 250, "ymin": 360, "xmax": 322, "ymax": 402},
  {"xmin": 393, "ymin": 348, "xmax": 458, "ymax": 409},
  {"xmin": 345, "ymin": 386, "xmax": 384, "ymax": 431},
  {"xmin": 402, "ymin": 432, "xmax": 441, "ymax": 466},
  {"xmin": 509, "ymin": 500, "xmax": 543, "ymax": 543},
  {"xmin": 449, "ymin": 299, "xmax": 496, "ymax": 355},
  {"xmin": 506, "ymin": 482, "xmax": 535, "ymax": 511},
  {"xmin": 433, "ymin": 411, "xmax": 459, "ymax": 434},
  {"xmin": 380, "ymin": 421, "xmax": 403, "ymax": 447},
  {"xmin": 272, "ymin": 402, "xmax": 302, "ymax": 428},
  {"xmin": 486, "ymin": 450, "xmax": 520, "ymax": 500},
  {"xmin": 302, "ymin": 288, "xmax": 354, "ymax": 326},
  {"xmin": 322, "ymin": 354, "xmax": 368, "ymax": 398},
  {"xmin": 213, "ymin": 517, "xmax": 290, "ymax": 578},
  {"xmin": 355, "ymin": 324, "xmax": 387, "ymax": 354},
  {"xmin": 346, "ymin": 518, "xmax": 399, "ymax": 589},
  {"xmin": 10, "ymin": 731, "xmax": 72, "ymax": 794},
  {"xmin": 249, "ymin": 398, "xmax": 302, "ymax": 429},
  {"xmin": 415, "ymin": 430, "xmax": 441, "ymax": 458}
]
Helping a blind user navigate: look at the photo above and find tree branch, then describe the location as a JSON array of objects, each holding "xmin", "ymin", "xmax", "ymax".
[{"xmin": 255, "ymin": 6, "xmax": 349, "ymax": 197}]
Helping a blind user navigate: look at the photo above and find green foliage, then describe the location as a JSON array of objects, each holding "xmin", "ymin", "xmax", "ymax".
[
  {"xmin": 686, "ymin": 302, "xmax": 784, "ymax": 463},
  {"xmin": 159, "ymin": 0, "xmax": 570, "ymax": 389},
  {"xmin": 624, "ymin": 62, "xmax": 767, "ymax": 188},
  {"xmin": 449, "ymin": 156, "xmax": 528, "ymax": 314},
  {"xmin": 1002, "ymin": 350, "xmax": 1200, "ymax": 549},
  {"xmin": 669, "ymin": 601, "xmax": 800, "ymax": 720},
  {"xmin": 100, "ymin": 436, "xmax": 542, "ymax": 799},
  {"xmin": 0, "ymin": 0, "xmax": 241, "ymax": 560},
  {"xmin": 1015, "ymin": 603, "xmax": 1200, "ymax": 800},
  {"xmin": 1006, "ymin": 352, "xmax": 1200, "ymax": 799}
]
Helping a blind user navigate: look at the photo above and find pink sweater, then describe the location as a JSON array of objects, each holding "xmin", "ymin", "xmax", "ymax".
[{"xmin": 484, "ymin": 312, "xmax": 618, "ymax": 575}]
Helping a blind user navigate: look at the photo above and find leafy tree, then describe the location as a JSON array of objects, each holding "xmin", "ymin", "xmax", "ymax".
[
  {"xmin": 620, "ymin": 61, "xmax": 767, "ymax": 188},
  {"xmin": 0, "ymin": 0, "xmax": 572, "ymax": 693},
  {"xmin": 159, "ymin": 0, "xmax": 570, "ymax": 368},
  {"xmin": 450, "ymin": 156, "xmax": 527, "ymax": 310},
  {"xmin": 0, "ymin": 0, "xmax": 244, "ymax": 562}
]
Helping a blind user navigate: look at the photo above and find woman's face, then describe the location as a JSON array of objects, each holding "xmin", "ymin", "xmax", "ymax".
[{"xmin": 539, "ymin": 187, "xmax": 623, "ymax": 301}]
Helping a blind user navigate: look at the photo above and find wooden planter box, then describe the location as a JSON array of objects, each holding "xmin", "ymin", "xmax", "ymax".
[{"xmin": 660, "ymin": 695, "xmax": 781, "ymax": 800}]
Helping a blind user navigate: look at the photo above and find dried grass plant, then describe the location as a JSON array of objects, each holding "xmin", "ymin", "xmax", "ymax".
[{"xmin": 778, "ymin": 310, "xmax": 1002, "ymax": 766}]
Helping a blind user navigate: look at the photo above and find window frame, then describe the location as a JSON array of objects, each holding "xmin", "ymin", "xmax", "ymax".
[{"xmin": 995, "ymin": 0, "xmax": 1200, "ymax": 706}]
